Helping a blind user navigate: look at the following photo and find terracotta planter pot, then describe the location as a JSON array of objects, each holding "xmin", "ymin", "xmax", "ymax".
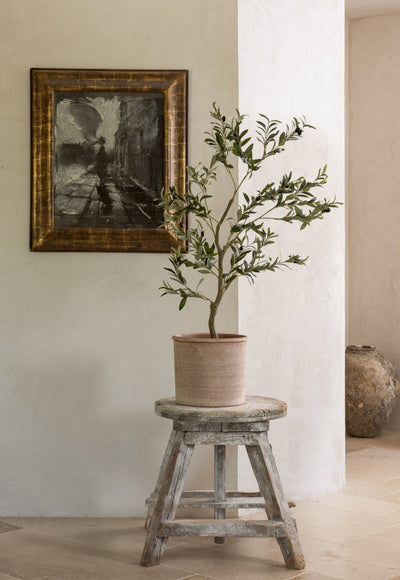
[
  {"xmin": 172, "ymin": 333, "xmax": 247, "ymax": 407},
  {"xmin": 345, "ymin": 345, "xmax": 400, "ymax": 437}
]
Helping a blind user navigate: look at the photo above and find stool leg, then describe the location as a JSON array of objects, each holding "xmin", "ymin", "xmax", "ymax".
[
  {"xmin": 246, "ymin": 432, "xmax": 305, "ymax": 570},
  {"xmin": 145, "ymin": 429, "xmax": 177, "ymax": 528},
  {"xmin": 214, "ymin": 445, "xmax": 226, "ymax": 544},
  {"xmin": 141, "ymin": 430, "xmax": 194, "ymax": 567}
]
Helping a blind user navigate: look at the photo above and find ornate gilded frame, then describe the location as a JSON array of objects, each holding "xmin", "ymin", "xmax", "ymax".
[{"xmin": 31, "ymin": 69, "xmax": 187, "ymax": 252}]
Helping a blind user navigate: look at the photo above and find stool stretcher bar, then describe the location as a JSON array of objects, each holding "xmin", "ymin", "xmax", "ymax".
[
  {"xmin": 160, "ymin": 518, "xmax": 287, "ymax": 538},
  {"xmin": 145, "ymin": 491, "xmax": 295, "ymax": 510}
]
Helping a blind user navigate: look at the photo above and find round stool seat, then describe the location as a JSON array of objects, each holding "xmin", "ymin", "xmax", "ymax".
[{"xmin": 155, "ymin": 395, "xmax": 287, "ymax": 423}]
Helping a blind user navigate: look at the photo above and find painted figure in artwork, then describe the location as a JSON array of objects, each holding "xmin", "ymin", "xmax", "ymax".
[{"xmin": 94, "ymin": 136, "xmax": 113, "ymax": 207}]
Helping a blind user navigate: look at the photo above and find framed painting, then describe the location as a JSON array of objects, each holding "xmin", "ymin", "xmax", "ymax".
[{"xmin": 31, "ymin": 68, "xmax": 188, "ymax": 252}]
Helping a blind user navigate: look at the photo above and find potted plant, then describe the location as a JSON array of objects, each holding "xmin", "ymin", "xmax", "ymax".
[{"xmin": 159, "ymin": 104, "xmax": 340, "ymax": 407}]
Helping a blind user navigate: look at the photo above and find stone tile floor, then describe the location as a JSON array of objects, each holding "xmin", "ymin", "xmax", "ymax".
[{"xmin": 1, "ymin": 430, "xmax": 400, "ymax": 579}]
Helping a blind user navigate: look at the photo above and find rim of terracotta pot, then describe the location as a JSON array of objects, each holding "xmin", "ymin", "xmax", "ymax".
[
  {"xmin": 346, "ymin": 344, "xmax": 376, "ymax": 352},
  {"xmin": 172, "ymin": 333, "xmax": 247, "ymax": 343}
]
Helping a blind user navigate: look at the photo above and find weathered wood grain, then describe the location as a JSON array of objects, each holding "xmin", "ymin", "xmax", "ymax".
[
  {"xmin": 156, "ymin": 396, "xmax": 286, "ymax": 423},
  {"xmin": 247, "ymin": 432, "xmax": 305, "ymax": 570},
  {"xmin": 173, "ymin": 420, "xmax": 270, "ymax": 432},
  {"xmin": 146, "ymin": 491, "xmax": 295, "ymax": 510},
  {"xmin": 147, "ymin": 490, "xmax": 263, "ymax": 501},
  {"xmin": 140, "ymin": 431, "xmax": 194, "ymax": 567},
  {"xmin": 159, "ymin": 518, "xmax": 286, "ymax": 538},
  {"xmin": 184, "ymin": 431, "xmax": 259, "ymax": 445},
  {"xmin": 179, "ymin": 490, "xmax": 263, "ymax": 499},
  {"xmin": 214, "ymin": 445, "xmax": 226, "ymax": 544},
  {"xmin": 144, "ymin": 429, "xmax": 177, "ymax": 529},
  {"xmin": 141, "ymin": 396, "xmax": 303, "ymax": 571}
]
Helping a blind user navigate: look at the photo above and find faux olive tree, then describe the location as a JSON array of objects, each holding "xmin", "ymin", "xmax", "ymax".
[{"xmin": 160, "ymin": 104, "xmax": 340, "ymax": 338}]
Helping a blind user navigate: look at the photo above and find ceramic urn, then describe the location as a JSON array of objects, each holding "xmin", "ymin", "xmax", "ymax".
[{"xmin": 345, "ymin": 345, "xmax": 400, "ymax": 437}]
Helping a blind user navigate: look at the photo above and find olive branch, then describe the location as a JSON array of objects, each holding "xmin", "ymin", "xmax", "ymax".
[{"xmin": 159, "ymin": 104, "xmax": 340, "ymax": 338}]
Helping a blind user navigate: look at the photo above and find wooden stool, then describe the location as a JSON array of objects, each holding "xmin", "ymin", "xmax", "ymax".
[{"xmin": 140, "ymin": 396, "xmax": 305, "ymax": 570}]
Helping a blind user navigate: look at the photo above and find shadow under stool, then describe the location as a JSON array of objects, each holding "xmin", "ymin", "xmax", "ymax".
[{"xmin": 140, "ymin": 395, "xmax": 305, "ymax": 570}]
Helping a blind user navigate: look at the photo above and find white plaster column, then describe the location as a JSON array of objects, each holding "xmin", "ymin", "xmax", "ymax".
[{"xmin": 237, "ymin": 0, "xmax": 346, "ymax": 499}]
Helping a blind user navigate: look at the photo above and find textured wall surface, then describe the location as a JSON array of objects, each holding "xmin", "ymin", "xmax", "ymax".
[
  {"xmin": 0, "ymin": 0, "xmax": 238, "ymax": 516},
  {"xmin": 0, "ymin": 0, "xmax": 346, "ymax": 516},
  {"xmin": 237, "ymin": 0, "xmax": 346, "ymax": 500},
  {"xmin": 348, "ymin": 13, "xmax": 400, "ymax": 430}
]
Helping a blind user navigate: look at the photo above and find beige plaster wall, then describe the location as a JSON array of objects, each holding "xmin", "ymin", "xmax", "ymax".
[
  {"xmin": 0, "ymin": 0, "xmax": 238, "ymax": 516},
  {"xmin": 238, "ymin": 0, "xmax": 346, "ymax": 499},
  {"xmin": 0, "ymin": 0, "xmax": 347, "ymax": 517},
  {"xmin": 348, "ymin": 13, "xmax": 400, "ymax": 429}
]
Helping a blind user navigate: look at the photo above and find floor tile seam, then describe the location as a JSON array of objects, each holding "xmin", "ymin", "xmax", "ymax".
[
  {"xmin": 0, "ymin": 524, "xmax": 93, "ymax": 544},
  {"xmin": 165, "ymin": 541, "xmax": 197, "ymax": 553},
  {"xmin": 339, "ymin": 488, "xmax": 400, "ymax": 499},
  {"xmin": 345, "ymin": 448, "xmax": 375, "ymax": 455},
  {"xmin": 344, "ymin": 447, "xmax": 376, "ymax": 456},
  {"xmin": 378, "ymin": 495, "xmax": 400, "ymax": 503},
  {"xmin": 305, "ymin": 492, "xmax": 400, "ymax": 506},
  {"xmin": 298, "ymin": 531, "xmax": 347, "ymax": 544},
  {"xmin": 176, "ymin": 574, "xmax": 220, "ymax": 580},
  {"xmin": 161, "ymin": 563, "xmax": 208, "ymax": 577},
  {"xmin": 302, "ymin": 557, "xmax": 399, "ymax": 579},
  {"xmin": 343, "ymin": 486, "xmax": 400, "ymax": 496},
  {"xmin": 342, "ymin": 497, "xmax": 400, "ymax": 509},
  {"xmin": 345, "ymin": 470, "xmax": 400, "ymax": 478},
  {"xmin": 346, "ymin": 466, "xmax": 400, "ymax": 475},
  {"xmin": 161, "ymin": 566, "xmax": 211, "ymax": 580},
  {"xmin": 290, "ymin": 568, "xmax": 344, "ymax": 580},
  {"xmin": 0, "ymin": 526, "xmax": 144, "ymax": 566},
  {"xmin": 300, "ymin": 526, "xmax": 400, "ymax": 548},
  {"xmin": 344, "ymin": 483, "xmax": 400, "ymax": 493},
  {"xmin": 284, "ymin": 572, "xmax": 308, "ymax": 580},
  {"xmin": 0, "ymin": 521, "xmax": 161, "ymax": 548},
  {"xmin": 323, "ymin": 490, "xmax": 383, "ymax": 500},
  {"xmin": 347, "ymin": 440, "xmax": 400, "ymax": 448},
  {"xmin": 297, "ymin": 498, "xmax": 400, "ymax": 515},
  {"xmin": 0, "ymin": 542, "xmax": 197, "ymax": 580},
  {"xmin": 299, "ymin": 526, "xmax": 398, "ymax": 546},
  {"xmin": 303, "ymin": 502, "xmax": 400, "ymax": 518},
  {"xmin": 379, "ymin": 489, "xmax": 400, "ymax": 498},
  {"xmin": 346, "ymin": 456, "xmax": 400, "ymax": 464},
  {"xmin": 299, "ymin": 532, "xmax": 400, "ymax": 557},
  {"xmin": 345, "ymin": 522, "xmax": 400, "ymax": 546}
]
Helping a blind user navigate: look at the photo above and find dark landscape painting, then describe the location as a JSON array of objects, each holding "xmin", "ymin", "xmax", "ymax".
[{"xmin": 54, "ymin": 92, "xmax": 165, "ymax": 229}]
